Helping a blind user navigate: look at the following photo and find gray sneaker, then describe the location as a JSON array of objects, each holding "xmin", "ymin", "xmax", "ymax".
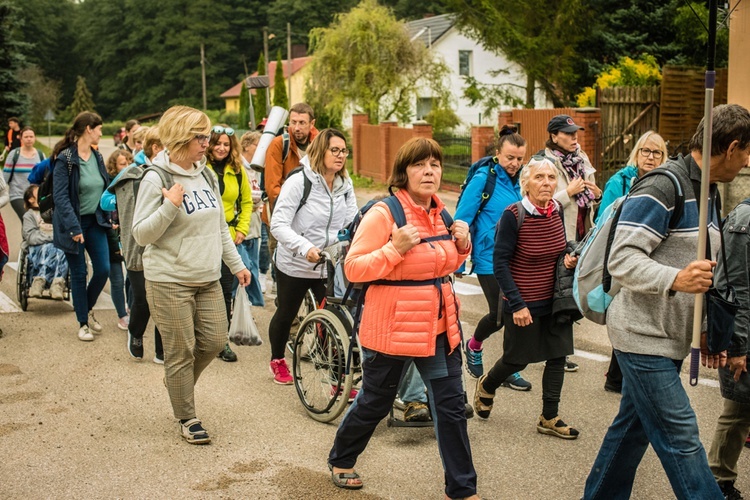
[
  {"xmin": 88, "ymin": 312, "xmax": 103, "ymax": 333},
  {"xmin": 29, "ymin": 277, "xmax": 46, "ymax": 298}
]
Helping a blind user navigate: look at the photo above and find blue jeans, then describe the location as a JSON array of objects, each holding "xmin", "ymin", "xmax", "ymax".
[
  {"xmin": 233, "ymin": 238, "xmax": 264, "ymax": 306},
  {"xmin": 109, "ymin": 260, "xmax": 127, "ymax": 318},
  {"xmin": 28, "ymin": 243, "xmax": 68, "ymax": 284},
  {"xmin": 583, "ymin": 350, "xmax": 723, "ymax": 500},
  {"xmin": 64, "ymin": 215, "xmax": 110, "ymax": 324},
  {"xmin": 259, "ymin": 223, "xmax": 271, "ymax": 274},
  {"xmin": 398, "ymin": 361, "xmax": 428, "ymax": 403}
]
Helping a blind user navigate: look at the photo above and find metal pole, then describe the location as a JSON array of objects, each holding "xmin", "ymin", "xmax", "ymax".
[
  {"xmin": 689, "ymin": 0, "xmax": 718, "ymax": 386},
  {"xmin": 200, "ymin": 44, "xmax": 207, "ymax": 111},
  {"xmin": 247, "ymin": 84, "xmax": 256, "ymax": 130},
  {"xmin": 263, "ymin": 27, "xmax": 270, "ymax": 115},
  {"xmin": 287, "ymin": 23, "xmax": 293, "ymax": 105}
]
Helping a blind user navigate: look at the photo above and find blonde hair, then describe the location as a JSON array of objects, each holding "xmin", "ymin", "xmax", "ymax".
[
  {"xmin": 142, "ymin": 127, "xmax": 163, "ymax": 159},
  {"xmin": 627, "ymin": 130, "xmax": 667, "ymax": 167},
  {"xmin": 240, "ymin": 131, "xmax": 261, "ymax": 150},
  {"xmin": 157, "ymin": 105, "xmax": 210, "ymax": 162},
  {"xmin": 519, "ymin": 157, "xmax": 556, "ymax": 196},
  {"xmin": 131, "ymin": 125, "xmax": 150, "ymax": 145},
  {"xmin": 307, "ymin": 128, "xmax": 349, "ymax": 179},
  {"xmin": 106, "ymin": 149, "xmax": 134, "ymax": 177}
]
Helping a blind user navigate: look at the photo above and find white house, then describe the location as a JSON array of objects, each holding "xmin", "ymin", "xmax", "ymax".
[{"xmin": 407, "ymin": 14, "xmax": 552, "ymax": 126}]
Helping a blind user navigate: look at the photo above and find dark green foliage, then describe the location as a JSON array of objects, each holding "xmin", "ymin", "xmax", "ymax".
[
  {"xmin": 273, "ymin": 50, "xmax": 289, "ymax": 110},
  {"xmin": 69, "ymin": 76, "xmax": 96, "ymax": 116},
  {"xmin": 0, "ymin": 0, "xmax": 29, "ymax": 120},
  {"xmin": 238, "ymin": 83, "xmax": 251, "ymax": 129}
]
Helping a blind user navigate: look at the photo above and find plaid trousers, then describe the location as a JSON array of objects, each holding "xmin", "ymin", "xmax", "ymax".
[{"xmin": 146, "ymin": 280, "xmax": 227, "ymax": 420}]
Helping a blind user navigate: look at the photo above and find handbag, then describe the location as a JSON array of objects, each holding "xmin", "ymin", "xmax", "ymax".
[
  {"xmin": 705, "ymin": 194, "xmax": 740, "ymax": 353},
  {"xmin": 228, "ymin": 288, "xmax": 263, "ymax": 346}
]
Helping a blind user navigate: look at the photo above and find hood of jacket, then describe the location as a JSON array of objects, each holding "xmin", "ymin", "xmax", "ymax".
[{"xmin": 151, "ymin": 149, "xmax": 207, "ymax": 178}]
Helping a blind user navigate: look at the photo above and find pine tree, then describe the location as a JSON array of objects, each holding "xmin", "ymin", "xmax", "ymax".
[
  {"xmin": 238, "ymin": 82, "xmax": 251, "ymax": 129},
  {"xmin": 69, "ymin": 76, "xmax": 95, "ymax": 116},
  {"xmin": 273, "ymin": 50, "xmax": 289, "ymax": 110},
  {"xmin": 253, "ymin": 53, "xmax": 268, "ymax": 125},
  {"xmin": 0, "ymin": 1, "xmax": 29, "ymax": 120}
]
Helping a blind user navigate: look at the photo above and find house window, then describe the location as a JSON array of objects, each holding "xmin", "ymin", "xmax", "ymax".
[
  {"xmin": 417, "ymin": 97, "xmax": 433, "ymax": 120},
  {"xmin": 459, "ymin": 50, "xmax": 472, "ymax": 77}
]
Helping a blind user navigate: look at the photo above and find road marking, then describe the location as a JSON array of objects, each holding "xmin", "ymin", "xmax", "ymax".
[
  {"xmin": 573, "ymin": 349, "xmax": 611, "ymax": 363},
  {"xmin": 697, "ymin": 378, "xmax": 720, "ymax": 388},
  {"xmin": 0, "ymin": 291, "xmax": 22, "ymax": 313},
  {"xmin": 453, "ymin": 281, "xmax": 484, "ymax": 296},
  {"xmin": 6, "ymin": 261, "xmax": 18, "ymax": 271}
]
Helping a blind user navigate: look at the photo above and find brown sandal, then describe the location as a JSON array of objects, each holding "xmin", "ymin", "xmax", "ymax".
[
  {"xmin": 328, "ymin": 462, "xmax": 363, "ymax": 490},
  {"xmin": 474, "ymin": 374, "xmax": 495, "ymax": 419}
]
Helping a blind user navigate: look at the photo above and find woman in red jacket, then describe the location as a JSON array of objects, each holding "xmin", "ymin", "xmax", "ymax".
[{"xmin": 327, "ymin": 137, "xmax": 479, "ymax": 499}]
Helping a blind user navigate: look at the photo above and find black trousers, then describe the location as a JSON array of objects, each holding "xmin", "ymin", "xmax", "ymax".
[
  {"xmin": 329, "ymin": 334, "xmax": 477, "ymax": 499},
  {"xmin": 267, "ymin": 266, "xmax": 326, "ymax": 360},
  {"xmin": 474, "ymin": 274, "xmax": 503, "ymax": 342},
  {"xmin": 127, "ymin": 270, "xmax": 163, "ymax": 357}
]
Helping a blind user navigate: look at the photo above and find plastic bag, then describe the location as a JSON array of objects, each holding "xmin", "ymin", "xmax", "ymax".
[{"xmin": 229, "ymin": 288, "xmax": 263, "ymax": 346}]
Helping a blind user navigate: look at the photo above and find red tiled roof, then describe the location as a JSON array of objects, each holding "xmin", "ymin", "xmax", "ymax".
[{"xmin": 220, "ymin": 57, "xmax": 312, "ymax": 98}]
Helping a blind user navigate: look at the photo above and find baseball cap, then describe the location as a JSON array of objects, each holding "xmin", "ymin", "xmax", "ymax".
[{"xmin": 547, "ymin": 115, "xmax": 584, "ymax": 133}]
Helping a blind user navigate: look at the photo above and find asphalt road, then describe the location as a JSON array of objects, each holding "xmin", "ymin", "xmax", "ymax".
[{"xmin": 0, "ymin": 138, "xmax": 747, "ymax": 499}]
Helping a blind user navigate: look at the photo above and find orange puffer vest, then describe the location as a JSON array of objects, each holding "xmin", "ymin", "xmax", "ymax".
[{"xmin": 344, "ymin": 189, "xmax": 469, "ymax": 357}]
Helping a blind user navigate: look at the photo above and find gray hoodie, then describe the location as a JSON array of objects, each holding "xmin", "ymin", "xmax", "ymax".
[{"xmin": 132, "ymin": 150, "xmax": 245, "ymax": 283}]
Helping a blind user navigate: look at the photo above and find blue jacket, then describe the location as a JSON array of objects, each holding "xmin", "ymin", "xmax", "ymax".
[
  {"xmin": 595, "ymin": 165, "xmax": 638, "ymax": 224},
  {"xmin": 52, "ymin": 144, "xmax": 112, "ymax": 254},
  {"xmin": 28, "ymin": 158, "xmax": 51, "ymax": 185},
  {"xmin": 453, "ymin": 157, "xmax": 521, "ymax": 275}
]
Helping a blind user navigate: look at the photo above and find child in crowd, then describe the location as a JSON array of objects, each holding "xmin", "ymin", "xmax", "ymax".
[
  {"xmin": 106, "ymin": 149, "xmax": 134, "ymax": 330},
  {"xmin": 22, "ymin": 184, "xmax": 68, "ymax": 299}
]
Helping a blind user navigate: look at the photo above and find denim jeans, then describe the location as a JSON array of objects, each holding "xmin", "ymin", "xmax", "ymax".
[
  {"xmin": 583, "ymin": 350, "xmax": 723, "ymax": 500},
  {"xmin": 398, "ymin": 361, "xmax": 428, "ymax": 403},
  {"xmin": 259, "ymin": 223, "xmax": 271, "ymax": 274},
  {"xmin": 233, "ymin": 238, "xmax": 264, "ymax": 306},
  {"xmin": 109, "ymin": 260, "xmax": 127, "ymax": 318},
  {"xmin": 28, "ymin": 243, "xmax": 68, "ymax": 284},
  {"xmin": 65, "ymin": 215, "xmax": 110, "ymax": 324}
]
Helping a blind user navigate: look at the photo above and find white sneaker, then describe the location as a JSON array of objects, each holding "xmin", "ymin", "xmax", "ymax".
[
  {"xmin": 117, "ymin": 315, "xmax": 130, "ymax": 331},
  {"xmin": 50, "ymin": 277, "xmax": 65, "ymax": 300},
  {"xmin": 259, "ymin": 274, "xmax": 267, "ymax": 293},
  {"xmin": 29, "ymin": 277, "xmax": 46, "ymax": 298},
  {"xmin": 88, "ymin": 312, "xmax": 103, "ymax": 333},
  {"xmin": 78, "ymin": 324, "xmax": 94, "ymax": 341}
]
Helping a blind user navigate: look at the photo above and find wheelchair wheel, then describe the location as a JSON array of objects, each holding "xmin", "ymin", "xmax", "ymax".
[
  {"xmin": 287, "ymin": 288, "xmax": 318, "ymax": 354},
  {"xmin": 16, "ymin": 251, "xmax": 28, "ymax": 311},
  {"xmin": 293, "ymin": 308, "xmax": 353, "ymax": 423}
]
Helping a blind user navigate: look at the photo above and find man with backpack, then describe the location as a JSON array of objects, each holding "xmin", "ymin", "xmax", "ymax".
[
  {"xmin": 262, "ymin": 102, "xmax": 318, "ymax": 293},
  {"xmin": 583, "ymin": 104, "xmax": 750, "ymax": 500}
]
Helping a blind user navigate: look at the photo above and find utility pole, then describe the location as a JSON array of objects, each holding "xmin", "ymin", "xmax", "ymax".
[
  {"xmin": 200, "ymin": 43, "xmax": 207, "ymax": 110},
  {"xmin": 287, "ymin": 23, "xmax": 293, "ymax": 105},
  {"xmin": 263, "ymin": 27, "xmax": 271, "ymax": 114}
]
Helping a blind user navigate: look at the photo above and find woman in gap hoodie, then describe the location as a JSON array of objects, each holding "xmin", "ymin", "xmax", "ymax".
[{"xmin": 132, "ymin": 105, "xmax": 250, "ymax": 446}]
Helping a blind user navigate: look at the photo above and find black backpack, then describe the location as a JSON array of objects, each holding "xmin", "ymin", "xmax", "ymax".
[
  {"xmin": 8, "ymin": 147, "xmax": 45, "ymax": 185},
  {"xmin": 38, "ymin": 149, "xmax": 73, "ymax": 223}
]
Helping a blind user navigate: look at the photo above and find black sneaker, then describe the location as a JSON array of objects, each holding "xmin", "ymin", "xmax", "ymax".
[
  {"xmin": 128, "ymin": 332, "xmax": 144, "ymax": 360},
  {"xmin": 564, "ymin": 358, "xmax": 579, "ymax": 372},
  {"xmin": 604, "ymin": 378, "xmax": 622, "ymax": 393},
  {"xmin": 218, "ymin": 343, "xmax": 238, "ymax": 362},
  {"xmin": 719, "ymin": 481, "xmax": 743, "ymax": 500}
]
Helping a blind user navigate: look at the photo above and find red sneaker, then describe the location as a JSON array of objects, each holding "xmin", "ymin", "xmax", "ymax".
[{"xmin": 269, "ymin": 358, "xmax": 293, "ymax": 385}]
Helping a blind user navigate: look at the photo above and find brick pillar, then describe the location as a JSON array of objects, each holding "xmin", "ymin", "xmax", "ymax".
[
  {"xmin": 379, "ymin": 121, "xmax": 397, "ymax": 184},
  {"xmin": 412, "ymin": 120, "xmax": 433, "ymax": 139},
  {"xmin": 497, "ymin": 111, "xmax": 513, "ymax": 130},
  {"xmin": 573, "ymin": 107, "xmax": 601, "ymax": 168},
  {"xmin": 471, "ymin": 125, "xmax": 496, "ymax": 163},
  {"xmin": 351, "ymin": 113, "xmax": 368, "ymax": 175}
]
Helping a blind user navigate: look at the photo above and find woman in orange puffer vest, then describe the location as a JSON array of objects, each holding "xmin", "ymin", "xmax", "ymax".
[{"xmin": 327, "ymin": 138, "xmax": 480, "ymax": 500}]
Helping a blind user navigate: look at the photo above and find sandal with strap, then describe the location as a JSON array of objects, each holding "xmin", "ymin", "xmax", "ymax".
[
  {"xmin": 328, "ymin": 462, "xmax": 363, "ymax": 490},
  {"xmin": 537, "ymin": 415, "xmax": 580, "ymax": 440},
  {"xmin": 473, "ymin": 374, "xmax": 495, "ymax": 419},
  {"xmin": 181, "ymin": 418, "xmax": 211, "ymax": 445}
]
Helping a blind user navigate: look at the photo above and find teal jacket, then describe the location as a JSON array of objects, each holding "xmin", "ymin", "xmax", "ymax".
[{"xmin": 595, "ymin": 165, "xmax": 639, "ymax": 224}]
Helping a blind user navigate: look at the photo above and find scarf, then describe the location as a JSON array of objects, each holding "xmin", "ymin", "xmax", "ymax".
[
  {"xmin": 550, "ymin": 148, "xmax": 596, "ymax": 208},
  {"xmin": 533, "ymin": 202, "xmax": 555, "ymax": 218}
]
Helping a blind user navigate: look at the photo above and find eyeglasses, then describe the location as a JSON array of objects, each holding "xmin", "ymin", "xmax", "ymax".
[
  {"xmin": 212, "ymin": 126, "xmax": 235, "ymax": 136},
  {"xmin": 638, "ymin": 148, "xmax": 664, "ymax": 159},
  {"xmin": 194, "ymin": 134, "xmax": 210, "ymax": 144},
  {"xmin": 328, "ymin": 147, "xmax": 349, "ymax": 157}
]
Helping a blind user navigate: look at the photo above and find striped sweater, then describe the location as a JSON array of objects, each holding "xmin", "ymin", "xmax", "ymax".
[
  {"xmin": 494, "ymin": 199, "xmax": 567, "ymax": 316},
  {"xmin": 607, "ymin": 154, "xmax": 720, "ymax": 360}
]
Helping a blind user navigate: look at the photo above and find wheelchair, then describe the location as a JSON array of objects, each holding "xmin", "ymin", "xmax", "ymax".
[
  {"xmin": 16, "ymin": 246, "xmax": 71, "ymax": 311},
  {"xmin": 291, "ymin": 245, "xmax": 362, "ymax": 423}
]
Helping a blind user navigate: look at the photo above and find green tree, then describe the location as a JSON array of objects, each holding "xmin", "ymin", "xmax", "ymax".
[
  {"xmin": 273, "ymin": 50, "xmax": 289, "ymax": 110},
  {"xmin": 238, "ymin": 83, "xmax": 251, "ymax": 129},
  {"xmin": 0, "ymin": 0, "xmax": 29, "ymax": 121},
  {"xmin": 307, "ymin": 0, "xmax": 452, "ymax": 124},
  {"xmin": 69, "ymin": 75, "xmax": 95, "ymax": 116},
  {"xmin": 18, "ymin": 65, "xmax": 61, "ymax": 124},
  {"xmin": 253, "ymin": 53, "xmax": 268, "ymax": 124},
  {"xmin": 449, "ymin": 0, "xmax": 592, "ymax": 108}
]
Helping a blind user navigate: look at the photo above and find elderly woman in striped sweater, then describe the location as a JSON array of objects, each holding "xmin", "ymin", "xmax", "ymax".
[{"xmin": 474, "ymin": 155, "xmax": 580, "ymax": 440}]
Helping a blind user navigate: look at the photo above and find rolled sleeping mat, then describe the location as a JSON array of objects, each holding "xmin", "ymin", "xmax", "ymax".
[{"xmin": 250, "ymin": 106, "xmax": 289, "ymax": 171}]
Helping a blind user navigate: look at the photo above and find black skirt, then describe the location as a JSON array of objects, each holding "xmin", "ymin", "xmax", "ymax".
[{"xmin": 501, "ymin": 311, "xmax": 574, "ymax": 365}]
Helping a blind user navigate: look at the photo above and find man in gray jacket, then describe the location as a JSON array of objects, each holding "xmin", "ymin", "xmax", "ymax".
[{"xmin": 584, "ymin": 104, "xmax": 750, "ymax": 500}]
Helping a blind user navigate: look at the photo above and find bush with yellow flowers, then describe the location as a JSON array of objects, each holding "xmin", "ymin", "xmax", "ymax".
[{"xmin": 576, "ymin": 55, "xmax": 662, "ymax": 107}]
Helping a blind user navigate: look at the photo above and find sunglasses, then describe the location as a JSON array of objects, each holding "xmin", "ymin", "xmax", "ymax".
[{"xmin": 212, "ymin": 125, "xmax": 235, "ymax": 136}]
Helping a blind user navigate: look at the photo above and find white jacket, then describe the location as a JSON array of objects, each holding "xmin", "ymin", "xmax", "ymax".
[{"xmin": 270, "ymin": 157, "xmax": 357, "ymax": 279}]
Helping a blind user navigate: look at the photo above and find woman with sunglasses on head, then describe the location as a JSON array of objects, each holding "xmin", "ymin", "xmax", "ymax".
[
  {"xmin": 595, "ymin": 130, "xmax": 668, "ymax": 394},
  {"xmin": 132, "ymin": 106, "xmax": 250, "ymax": 445},
  {"xmin": 267, "ymin": 128, "xmax": 357, "ymax": 385},
  {"xmin": 205, "ymin": 124, "xmax": 253, "ymax": 363}
]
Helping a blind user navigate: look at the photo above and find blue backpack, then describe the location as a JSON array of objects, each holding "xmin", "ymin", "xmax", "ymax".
[
  {"xmin": 456, "ymin": 156, "xmax": 499, "ymax": 217},
  {"xmin": 573, "ymin": 169, "xmax": 685, "ymax": 324}
]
